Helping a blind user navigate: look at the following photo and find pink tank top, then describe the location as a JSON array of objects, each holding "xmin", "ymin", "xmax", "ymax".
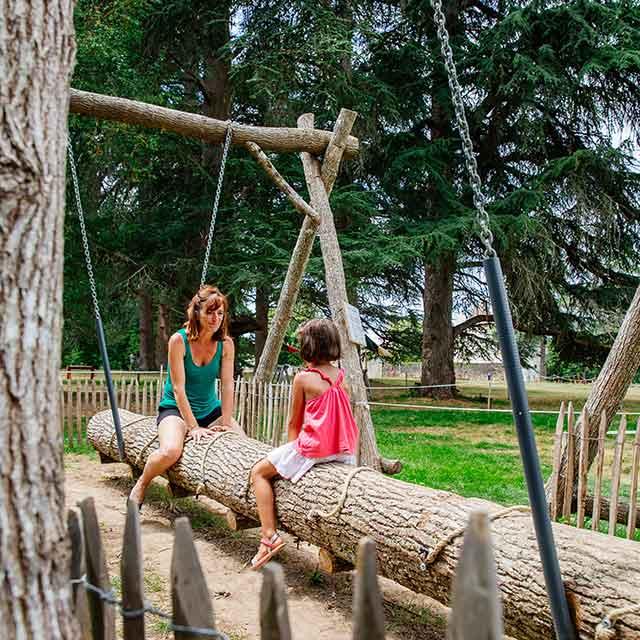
[{"xmin": 296, "ymin": 368, "xmax": 359, "ymax": 459}]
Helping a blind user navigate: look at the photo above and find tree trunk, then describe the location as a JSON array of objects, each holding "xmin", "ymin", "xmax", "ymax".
[
  {"xmin": 254, "ymin": 284, "xmax": 269, "ymax": 364},
  {"xmin": 138, "ymin": 289, "xmax": 154, "ymax": 370},
  {"xmin": 89, "ymin": 410, "xmax": 640, "ymax": 640},
  {"xmin": 548, "ymin": 283, "xmax": 640, "ymax": 510},
  {"xmin": 155, "ymin": 303, "xmax": 170, "ymax": 367},
  {"xmin": 298, "ymin": 115, "xmax": 384, "ymax": 471},
  {"xmin": 421, "ymin": 254, "xmax": 456, "ymax": 399},
  {"xmin": 0, "ymin": 2, "xmax": 77, "ymax": 637},
  {"xmin": 254, "ymin": 109, "xmax": 356, "ymax": 384},
  {"xmin": 539, "ymin": 336, "xmax": 547, "ymax": 381},
  {"xmin": 69, "ymin": 90, "xmax": 359, "ymax": 158}
]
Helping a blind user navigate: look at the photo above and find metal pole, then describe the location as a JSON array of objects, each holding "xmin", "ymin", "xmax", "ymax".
[
  {"xmin": 96, "ymin": 317, "xmax": 125, "ymax": 461},
  {"xmin": 484, "ymin": 256, "xmax": 576, "ymax": 640}
]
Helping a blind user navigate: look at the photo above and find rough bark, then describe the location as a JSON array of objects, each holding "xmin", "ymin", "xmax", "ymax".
[
  {"xmin": 549, "ymin": 284, "xmax": 640, "ymax": 510},
  {"xmin": 421, "ymin": 254, "xmax": 456, "ymax": 399},
  {"xmin": 254, "ymin": 109, "xmax": 357, "ymax": 383},
  {"xmin": 138, "ymin": 289, "xmax": 154, "ymax": 370},
  {"xmin": 244, "ymin": 142, "xmax": 320, "ymax": 222},
  {"xmin": 254, "ymin": 284, "xmax": 269, "ymax": 365},
  {"xmin": 155, "ymin": 303, "xmax": 170, "ymax": 367},
  {"xmin": 297, "ymin": 114, "xmax": 383, "ymax": 470},
  {"xmin": 69, "ymin": 90, "xmax": 359, "ymax": 158},
  {"xmin": 89, "ymin": 410, "xmax": 640, "ymax": 640},
  {"xmin": 0, "ymin": 1, "xmax": 77, "ymax": 637}
]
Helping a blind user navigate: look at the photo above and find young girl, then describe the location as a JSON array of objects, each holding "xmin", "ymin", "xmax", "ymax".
[{"xmin": 249, "ymin": 319, "xmax": 359, "ymax": 570}]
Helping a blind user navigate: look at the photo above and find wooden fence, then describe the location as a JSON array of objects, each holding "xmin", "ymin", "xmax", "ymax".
[
  {"xmin": 549, "ymin": 401, "xmax": 640, "ymax": 540},
  {"xmin": 68, "ymin": 497, "xmax": 502, "ymax": 640},
  {"xmin": 60, "ymin": 374, "xmax": 293, "ymax": 449}
]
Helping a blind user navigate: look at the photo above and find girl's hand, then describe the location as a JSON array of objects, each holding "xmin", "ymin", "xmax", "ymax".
[{"xmin": 189, "ymin": 427, "xmax": 215, "ymax": 444}]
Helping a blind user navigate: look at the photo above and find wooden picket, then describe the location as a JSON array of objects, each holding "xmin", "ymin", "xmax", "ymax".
[
  {"xmin": 550, "ymin": 404, "xmax": 640, "ymax": 540},
  {"xmin": 68, "ymin": 495, "xmax": 499, "ymax": 640}
]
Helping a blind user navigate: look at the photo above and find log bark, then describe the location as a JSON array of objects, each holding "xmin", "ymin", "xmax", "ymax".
[
  {"xmin": 254, "ymin": 109, "xmax": 356, "ymax": 383},
  {"xmin": 549, "ymin": 283, "xmax": 640, "ymax": 510},
  {"xmin": 89, "ymin": 410, "xmax": 640, "ymax": 640},
  {"xmin": 0, "ymin": 1, "xmax": 77, "ymax": 637},
  {"xmin": 421, "ymin": 254, "xmax": 457, "ymax": 399},
  {"xmin": 138, "ymin": 289, "xmax": 154, "ymax": 369},
  {"xmin": 69, "ymin": 89, "xmax": 359, "ymax": 158},
  {"xmin": 244, "ymin": 142, "xmax": 319, "ymax": 222}
]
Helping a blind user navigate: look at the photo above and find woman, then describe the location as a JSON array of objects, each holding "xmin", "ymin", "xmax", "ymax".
[{"xmin": 129, "ymin": 285, "xmax": 235, "ymax": 507}]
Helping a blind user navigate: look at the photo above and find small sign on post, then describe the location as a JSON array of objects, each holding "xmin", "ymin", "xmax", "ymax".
[{"xmin": 345, "ymin": 303, "xmax": 366, "ymax": 347}]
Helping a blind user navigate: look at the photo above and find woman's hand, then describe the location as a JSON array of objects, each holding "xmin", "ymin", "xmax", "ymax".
[
  {"xmin": 210, "ymin": 424, "xmax": 232, "ymax": 432},
  {"xmin": 189, "ymin": 426, "xmax": 215, "ymax": 444}
]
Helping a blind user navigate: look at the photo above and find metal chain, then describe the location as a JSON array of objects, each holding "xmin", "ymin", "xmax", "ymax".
[
  {"xmin": 72, "ymin": 575, "xmax": 229, "ymax": 639},
  {"xmin": 201, "ymin": 123, "xmax": 234, "ymax": 287},
  {"xmin": 429, "ymin": 0, "xmax": 496, "ymax": 257},
  {"xmin": 67, "ymin": 142, "xmax": 102, "ymax": 320}
]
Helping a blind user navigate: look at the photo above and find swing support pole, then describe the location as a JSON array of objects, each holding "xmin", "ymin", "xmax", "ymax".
[{"xmin": 485, "ymin": 256, "xmax": 576, "ymax": 640}]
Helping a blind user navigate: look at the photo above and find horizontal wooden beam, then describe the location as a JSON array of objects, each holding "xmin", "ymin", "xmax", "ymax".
[{"xmin": 69, "ymin": 89, "xmax": 359, "ymax": 158}]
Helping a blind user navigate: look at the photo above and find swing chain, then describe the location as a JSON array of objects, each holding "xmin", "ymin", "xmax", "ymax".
[
  {"xmin": 201, "ymin": 123, "xmax": 234, "ymax": 287},
  {"xmin": 67, "ymin": 142, "xmax": 102, "ymax": 320},
  {"xmin": 429, "ymin": 0, "xmax": 495, "ymax": 257}
]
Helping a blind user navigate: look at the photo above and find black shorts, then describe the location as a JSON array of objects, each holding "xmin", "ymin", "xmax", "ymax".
[{"xmin": 156, "ymin": 405, "xmax": 222, "ymax": 428}]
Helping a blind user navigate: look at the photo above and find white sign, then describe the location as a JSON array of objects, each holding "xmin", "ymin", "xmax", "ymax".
[{"xmin": 345, "ymin": 303, "xmax": 366, "ymax": 347}]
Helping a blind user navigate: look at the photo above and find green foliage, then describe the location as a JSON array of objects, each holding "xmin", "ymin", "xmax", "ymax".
[{"xmin": 66, "ymin": 0, "xmax": 640, "ymax": 380}]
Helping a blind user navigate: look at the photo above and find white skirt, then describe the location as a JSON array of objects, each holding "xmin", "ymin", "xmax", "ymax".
[{"xmin": 267, "ymin": 440, "xmax": 356, "ymax": 483}]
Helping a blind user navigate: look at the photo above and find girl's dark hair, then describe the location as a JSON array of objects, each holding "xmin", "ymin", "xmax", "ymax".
[
  {"xmin": 184, "ymin": 285, "xmax": 229, "ymax": 341},
  {"xmin": 297, "ymin": 319, "xmax": 341, "ymax": 363}
]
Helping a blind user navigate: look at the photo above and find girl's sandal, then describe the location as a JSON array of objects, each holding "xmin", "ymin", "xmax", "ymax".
[{"xmin": 250, "ymin": 533, "xmax": 286, "ymax": 571}]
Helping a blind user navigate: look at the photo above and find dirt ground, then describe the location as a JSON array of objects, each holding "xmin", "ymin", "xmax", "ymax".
[{"xmin": 64, "ymin": 454, "xmax": 449, "ymax": 640}]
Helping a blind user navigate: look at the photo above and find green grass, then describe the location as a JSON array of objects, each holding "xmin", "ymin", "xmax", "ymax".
[{"xmin": 375, "ymin": 408, "xmax": 560, "ymax": 506}]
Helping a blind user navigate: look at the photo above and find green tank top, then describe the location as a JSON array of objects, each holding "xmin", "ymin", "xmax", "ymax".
[{"xmin": 159, "ymin": 328, "xmax": 223, "ymax": 419}]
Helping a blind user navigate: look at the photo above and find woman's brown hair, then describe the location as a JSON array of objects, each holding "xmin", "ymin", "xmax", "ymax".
[
  {"xmin": 297, "ymin": 319, "xmax": 341, "ymax": 364},
  {"xmin": 184, "ymin": 285, "xmax": 229, "ymax": 342}
]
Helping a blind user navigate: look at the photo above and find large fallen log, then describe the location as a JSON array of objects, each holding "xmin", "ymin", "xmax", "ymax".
[{"xmin": 88, "ymin": 410, "xmax": 640, "ymax": 640}]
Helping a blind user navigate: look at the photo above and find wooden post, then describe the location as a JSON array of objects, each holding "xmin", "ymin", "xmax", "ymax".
[
  {"xmin": 591, "ymin": 411, "xmax": 608, "ymax": 531},
  {"xmin": 447, "ymin": 511, "xmax": 503, "ymax": 640},
  {"xmin": 562, "ymin": 402, "xmax": 575, "ymax": 522},
  {"xmin": 69, "ymin": 89, "xmax": 359, "ymax": 157},
  {"xmin": 75, "ymin": 381, "xmax": 82, "ymax": 447},
  {"xmin": 609, "ymin": 414, "xmax": 628, "ymax": 536},
  {"xmin": 225, "ymin": 510, "xmax": 259, "ymax": 531},
  {"xmin": 171, "ymin": 518, "xmax": 216, "ymax": 640},
  {"xmin": 352, "ymin": 538, "xmax": 385, "ymax": 640},
  {"xmin": 254, "ymin": 109, "xmax": 357, "ymax": 384},
  {"xmin": 318, "ymin": 548, "xmax": 354, "ymax": 575},
  {"xmin": 67, "ymin": 508, "xmax": 92, "ymax": 640},
  {"xmin": 79, "ymin": 497, "xmax": 115, "ymax": 640},
  {"xmin": 298, "ymin": 113, "xmax": 384, "ymax": 470},
  {"xmin": 549, "ymin": 401, "xmax": 566, "ymax": 519},
  {"xmin": 627, "ymin": 418, "xmax": 640, "ymax": 539},
  {"xmin": 576, "ymin": 408, "xmax": 590, "ymax": 528},
  {"xmin": 260, "ymin": 563, "xmax": 292, "ymax": 640},
  {"xmin": 121, "ymin": 500, "xmax": 145, "ymax": 640}
]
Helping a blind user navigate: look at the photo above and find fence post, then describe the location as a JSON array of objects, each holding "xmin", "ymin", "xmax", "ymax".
[
  {"xmin": 609, "ymin": 414, "xmax": 628, "ymax": 536},
  {"xmin": 67, "ymin": 507, "xmax": 93, "ymax": 640},
  {"xmin": 352, "ymin": 538, "xmax": 385, "ymax": 640},
  {"xmin": 260, "ymin": 563, "xmax": 292, "ymax": 640},
  {"xmin": 550, "ymin": 401, "xmax": 566, "ymax": 520},
  {"xmin": 121, "ymin": 500, "xmax": 145, "ymax": 639},
  {"xmin": 562, "ymin": 402, "xmax": 575, "ymax": 522},
  {"xmin": 576, "ymin": 409, "xmax": 590, "ymax": 528},
  {"xmin": 627, "ymin": 418, "xmax": 640, "ymax": 539},
  {"xmin": 447, "ymin": 511, "xmax": 503, "ymax": 640},
  {"xmin": 79, "ymin": 497, "xmax": 116, "ymax": 640},
  {"xmin": 171, "ymin": 517, "xmax": 215, "ymax": 639},
  {"xmin": 591, "ymin": 411, "xmax": 608, "ymax": 531}
]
